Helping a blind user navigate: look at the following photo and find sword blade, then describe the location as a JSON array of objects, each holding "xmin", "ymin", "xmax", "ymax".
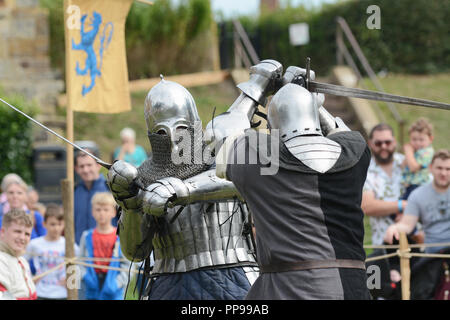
[
  {"xmin": 309, "ymin": 81, "xmax": 450, "ymax": 111},
  {"xmin": 0, "ymin": 97, "xmax": 112, "ymax": 169}
]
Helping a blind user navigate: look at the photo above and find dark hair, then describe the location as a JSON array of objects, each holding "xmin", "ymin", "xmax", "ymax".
[
  {"xmin": 369, "ymin": 123, "xmax": 394, "ymax": 139},
  {"xmin": 44, "ymin": 203, "xmax": 64, "ymax": 222},
  {"xmin": 74, "ymin": 148, "xmax": 98, "ymax": 166},
  {"xmin": 431, "ymin": 149, "xmax": 450, "ymax": 164}
]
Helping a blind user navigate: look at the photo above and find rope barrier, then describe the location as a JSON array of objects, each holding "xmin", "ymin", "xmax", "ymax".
[
  {"xmin": 32, "ymin": 257, "xmax": 77, "ymax": 282},
  {"xmin": 409, "ymin": 252, "xmax": 450, "ymax": 259},
  {"xmin": 30, "ymin": 256, "xmax": 144, "ymax": 281},
  {"xmin": 365, "ymin": 252, "xmax": 398, "ymax": 262},
  {"xmin": 26, "ymin": 252, "xmax": 129, "ymax": 262},
  {"xmin": 363, "ymin": 242, "xmax": 450, "ymax": 262},
  {"xmin": 72, "ymin": 259, "xmax": 141, "ymax": 275},
  {"xmin": 363, "ymin": 242, "xmax": 450, "ymax": 249},
  {"xmin": 27, "ymin": 242, "xmax": 450, "ymax": 280}
]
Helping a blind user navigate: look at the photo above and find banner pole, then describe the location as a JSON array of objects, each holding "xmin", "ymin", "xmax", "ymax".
[{"xmin": 63, "ymin": 0, "xmax": 77, "ymax": 299}]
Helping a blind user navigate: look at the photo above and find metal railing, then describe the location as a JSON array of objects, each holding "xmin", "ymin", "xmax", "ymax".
[
  {"xmin": 232, "ymin": 20, "xmax": 260, "ymax": 69},
  {"xmin": 336, "ymin": 16, "xmax": 405, "ymax": 146}
]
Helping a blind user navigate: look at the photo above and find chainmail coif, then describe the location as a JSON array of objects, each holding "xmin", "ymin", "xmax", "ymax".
[{"xmin": 136, "ymin": 127, "xmax": 211, "ymax": 188}]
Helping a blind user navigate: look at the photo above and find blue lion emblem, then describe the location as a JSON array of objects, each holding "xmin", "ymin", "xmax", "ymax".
[{"xmin": 71, "ymin": 11, "xmax": 114, "ymax": 96}]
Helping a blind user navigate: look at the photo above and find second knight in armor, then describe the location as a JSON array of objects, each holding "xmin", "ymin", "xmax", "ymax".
[{"xmin": 216, "ymin": 67, "xmax": 372, "ymax": 299}]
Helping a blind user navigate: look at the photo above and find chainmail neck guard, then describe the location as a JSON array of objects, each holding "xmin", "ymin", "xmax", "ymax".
[{"xmin": 136, "ymin": 127, "xmax": 210, "ymax": 187}]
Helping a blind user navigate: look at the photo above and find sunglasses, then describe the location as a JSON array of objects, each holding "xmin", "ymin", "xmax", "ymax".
[{"xmin": 373, "ymin": 140, "xmax": 393, "ymax": 148}]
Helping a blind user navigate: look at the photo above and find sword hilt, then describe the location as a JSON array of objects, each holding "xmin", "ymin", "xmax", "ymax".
[
  {"xmin": 305, "ymin": 57, "xmax": 311, "ymax": 90},
  {"xmin": 97, "ymin": 160, "xmax": 112, "ymax": 170}
]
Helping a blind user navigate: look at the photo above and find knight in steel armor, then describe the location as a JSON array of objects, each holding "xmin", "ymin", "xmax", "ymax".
[
  {"xmin": 139, "ymin": 60, "xmax": 372, "ymax": 299},
  {"xmin": 106, "ymin": 62, "xmax": 283, "ymax": 299},
  {"xmin": 212, "ymin": 64, "xmax": 372, "ymax": 299}
]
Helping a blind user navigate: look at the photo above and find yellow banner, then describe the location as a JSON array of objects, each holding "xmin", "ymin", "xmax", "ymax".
[{"xmin": 64, "ymin": 0, "xmax": 133, "ymax": 113}]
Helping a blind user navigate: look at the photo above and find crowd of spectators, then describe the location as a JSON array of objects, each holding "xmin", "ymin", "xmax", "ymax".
[
  {"xmin": 362, "ymin": 118, "xmax": 449, "ymax": 298},
  {"xmin": 0, "ymin": 128, "xmax": 145, "ymax": 300}
]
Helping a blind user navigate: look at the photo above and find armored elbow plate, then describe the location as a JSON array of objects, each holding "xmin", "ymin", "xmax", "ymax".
[
  {"xmin": 204, "ymin": 111, "xmax": 249, "ymax": 148},
  {"xmin": 236, "ymin": 59, "xmax": 283, "ymax": 105}
]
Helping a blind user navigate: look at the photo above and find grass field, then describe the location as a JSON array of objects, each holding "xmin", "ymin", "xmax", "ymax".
[
  {"xmin": 72, "ymin": 72, "xmax": 450, "ymax": 256},
  {"xmin": 362, "ymin": 73, "xmax": 450, "ymax": 151}
]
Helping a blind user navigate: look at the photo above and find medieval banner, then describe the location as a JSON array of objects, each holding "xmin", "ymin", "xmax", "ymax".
[{"xmin": 64, "ymin": 0, "xmax": 133, "ymax": 113}]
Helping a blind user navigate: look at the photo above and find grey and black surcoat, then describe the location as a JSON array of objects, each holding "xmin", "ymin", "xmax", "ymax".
[{"xmin": 226, "ymin": 130, "xmax": 372, "ymax": 300}]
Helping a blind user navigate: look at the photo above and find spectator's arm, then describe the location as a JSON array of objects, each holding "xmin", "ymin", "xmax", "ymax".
[
  {"xmin": 116, "ymin": 259, "xmax": 132, "ymax": 289},
  {"xmin": 361, "ymin": 190, "xmax": 406, "ymax": 217},
  {"xmin": 115, "ymin": 147, "xmax": 126, "ymax": 161},
  {"xmin": 384, "ymin": 214, "xmax": 419, "ymax": 244},
  {"xmin": 33, "ymin": 212, "xmax": 46, "ymax": 237},
  {"xmin": 403, "ymin": 143, "xmax": 421, "ymax": 172},
  {"xmin": 78, "ymin": 232, "xmax": 88, "ymax": 278}
]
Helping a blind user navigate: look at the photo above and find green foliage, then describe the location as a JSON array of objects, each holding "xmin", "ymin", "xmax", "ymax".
[
  {"xmin": 39, "ymin": 0, "xmax": 214, "ymax": 80},
  {"xmin": 125, "ymin": 0, "xmax": 213, "ymax": 78},
  {"xmin": 0, "ymin": 88, "xmax": 37, "ymax": 184},
  {"xmin": 233, "ymin": 0, "xmax": 450, "ymax": 75},
  {"xmin": 39, "ymin": 0, "xmax": 65, "ymax": 75}
]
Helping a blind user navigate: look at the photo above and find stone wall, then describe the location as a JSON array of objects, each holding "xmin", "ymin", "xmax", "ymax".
[{"xmin": 0, "ymin": 0, "xmax": 63, "ymax": 112}]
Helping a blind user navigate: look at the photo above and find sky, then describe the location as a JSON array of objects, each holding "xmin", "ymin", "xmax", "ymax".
[{"xmin": 211, "ymin": 0, "xmax": 340, "ymax": 19}]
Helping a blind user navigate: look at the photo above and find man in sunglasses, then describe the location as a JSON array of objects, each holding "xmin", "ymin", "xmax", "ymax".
[
  {"xmin": 362, "ymin": 123, "xmax": 407, "ymax": 248},
  {"xmin": 361, "ymin": 123, "xmax": 409, "ymax": 290}
]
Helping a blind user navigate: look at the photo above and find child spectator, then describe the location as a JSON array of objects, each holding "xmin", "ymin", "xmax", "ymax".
[
  {"xmin": 401, "ymin": 118, "xmax": 435, "ymax": 199},
  {"xmin": 79, "ymin": 192, "xmax": 130, "ymax": 300},
  {"xmin": 26, "ymin": 186, "xmax": 46, "ymax": 219},
  {"xmin": 0, "ymin": 209, "xmax": 37, "ymax": 300},
  {"xmin": 26, "ymin": 204, "xmax": 79, "ymax": 300},
  {"xmin": 0, "ymin": 180, "xmax": 46, "ymax": 239}
]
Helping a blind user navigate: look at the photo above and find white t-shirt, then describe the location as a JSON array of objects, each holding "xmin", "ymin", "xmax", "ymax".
[
  {"xmin": 26, "ymin": 237, "xmax": 79, "ymax": 299},
  {"xmin": 363, "ymin": 153, "xmax": 405, "ymax": 245}
]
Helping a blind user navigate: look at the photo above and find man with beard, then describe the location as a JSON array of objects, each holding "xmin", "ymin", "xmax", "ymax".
[
  {"xmin": 106, "ymin": 61, "xmax": 284, "ymax": 299},
  {"xmin": 385, "ymin": 150, "xmax": 450, "ymax": 253},
  {"xmin": 361, "ymin": 123, "xmax": 407, "ymax": 247}
]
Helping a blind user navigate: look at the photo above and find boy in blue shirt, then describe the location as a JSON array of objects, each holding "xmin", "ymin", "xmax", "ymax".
[{"xmin": 79, "ymin": 192, "xmax": 130, "ymax": 300}]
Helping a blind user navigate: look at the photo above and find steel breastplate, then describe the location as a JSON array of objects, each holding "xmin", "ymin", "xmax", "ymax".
[{"xmin": 151, "ymin": 201, "xmax": 258, "ymax": 274}]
